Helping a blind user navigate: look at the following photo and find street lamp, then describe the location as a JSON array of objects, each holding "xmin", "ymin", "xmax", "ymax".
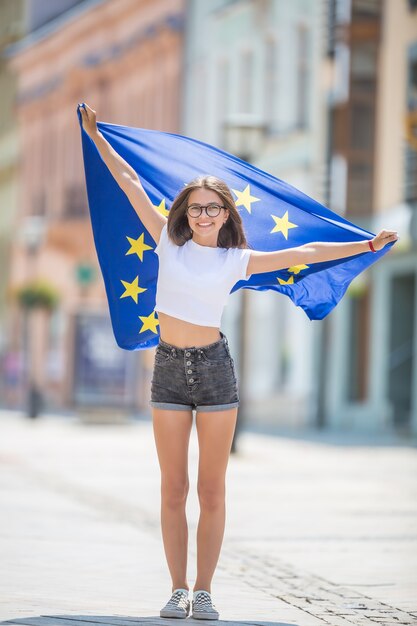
[
  {"xmin": 223, "ymin": 115, "xmax": 266, "ymax": 452},
  {"xmin": 222, "ymin": 114, "xmax": 266, "ymax": 161},
  {"xmin": 19, "ymin": 215, "xmax": 46, "ymax": 418}
]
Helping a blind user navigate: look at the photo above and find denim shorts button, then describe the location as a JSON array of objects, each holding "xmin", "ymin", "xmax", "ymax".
[
  {"xmin": 189, "ymin": 378, "xmax": 194, "ymax": 383},
  {"xmin": 187, "ymin": 369, "xmax": 192, "ymax": 374},
  {"xmin": 186, "ymin": 361, "xmax": 191, "ymax": 366}
]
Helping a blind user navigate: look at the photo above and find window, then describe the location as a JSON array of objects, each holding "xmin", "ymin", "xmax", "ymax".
[
  {"xmin": 32, "ymin": 190, "xmax": 46, "ymax": 217},
  {"xmin": 347, "ymin": 162, "xmax": 373, "ymax": 213},
  {"xmin": 63, "ymin": 184, "xmax": 88, "ymax": 219},
  {"xmin": 217, "ymin": 58, "xmax": 230, "ymax": 146},
  {"xmin": 239, "ymin": 49, "xmax": 253, "ymax": 114},
  {"xmin": 296, "ymin": 24, "xmax": 309, "ymax": 129},
  {"xmin": 330, "ymin": 155, "xmax": 347, "ymax": 214},
  {"xmin": 405, "ymin": 44, "xmax": 417, "ymax": 201},
  {"xmin": 347, "ymin": 286, "xmax": 370, "ymax": 402},
  {"xmin": 335, "ymin": 0, "xmax": 352, "ymax": 24},
  {"xmin": 388, "ymin": 274, "xmax": 415, "ymax": 428},
  {"xmin": 409, "ymin": 55, "xmax": 417, "ymax": 108},
  {"xmin": 332, "ymin": 42, "xmax": 350, "ymax": 104},
  {"xmin": 327, "ymin": 0, "xmax": 354, "ymax": 55},
  {"xmin": 351, "ymin": 102, "xmax": 374, "ymax": 150},
  {"xmin": 264, "ymin": 36, "xmax": 278, "ymax": 131},
  {"xmin": 404, "ymin": 147, "xmax": 417, "ymax": 202},
  {"xmin": 193, "ymin": 61, "xmax": 207, "ymax": 138},
  {"xmin": 352, "ymin": 0, "xmax": 381, "ymax": 18},
  {"xmin": 351, "ymin": 41, "xmax": 377, "ymax": 94}
]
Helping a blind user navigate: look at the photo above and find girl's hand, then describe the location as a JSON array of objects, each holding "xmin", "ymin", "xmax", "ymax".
[
  {"xmin": 78, "ymin": 103, "xmax": 99, "ymax": 138},
  {"xmin": 371, "ymin": 229, "xmax": 399, "ymax": 251}
]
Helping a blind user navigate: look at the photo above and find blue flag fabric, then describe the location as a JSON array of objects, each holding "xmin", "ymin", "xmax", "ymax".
[{"xmin": 78, "ymin": 109, "xmax": 394, "ymax": 351}]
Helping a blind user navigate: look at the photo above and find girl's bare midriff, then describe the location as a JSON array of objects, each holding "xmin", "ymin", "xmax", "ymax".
[{"xmin": 157, "ymin": 311, "xmax": 221, "ymax": 348}]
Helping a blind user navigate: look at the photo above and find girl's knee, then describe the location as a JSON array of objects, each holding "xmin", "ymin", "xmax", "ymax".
[
  {"xmin": 197, "ymin": 483, "xmax": 225, "ymax": 511},
  {"xmin": 161, "ymin": 480, "xmax": 190, "ymax": 509}
]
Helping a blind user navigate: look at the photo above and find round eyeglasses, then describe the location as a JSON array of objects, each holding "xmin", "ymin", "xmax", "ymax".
[{"xmin": 186, "ymin": 203, "xmax": 226, "ymax": 218}]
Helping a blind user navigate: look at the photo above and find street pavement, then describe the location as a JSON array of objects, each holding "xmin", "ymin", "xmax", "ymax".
[{"xmin": 0, "ymin": 408, "xmax": 416, "ymax": 626}]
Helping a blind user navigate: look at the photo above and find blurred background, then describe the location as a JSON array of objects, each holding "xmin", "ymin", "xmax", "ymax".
[{"xmin": 0, "ymin": 0, "xmax": 416, "ymax": 437}]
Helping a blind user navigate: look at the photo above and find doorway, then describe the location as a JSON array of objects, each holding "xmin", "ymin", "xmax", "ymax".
[{"xmin": 388, "ymin": 273, "xmax": 415, "ymax": 430}]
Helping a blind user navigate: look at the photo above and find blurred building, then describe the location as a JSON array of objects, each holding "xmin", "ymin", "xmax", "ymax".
[
  {"xmin": 183, "ymin": 0, "xmax": 417, "ymax": 436},
  {"xmin": 321, "ymin": 0, "xmax": 417, "ymax": 435},
  {"xmin": 184, "ymin": 0, "xmax": 329, "ymax": 429},
  {"xmin": 2, "ymin": 0, "xmax": 185, "ymax": 413},
  {"xmin": 0, "ymin": 0, "xmax": 87, "ymax": 407},
  {"xmin": 2, "ymin": 0, "xmax": 415, "ymax": 434},
  {"xmin": 0, "ymin": 1, "xmax": 26, "ymax": 406}
]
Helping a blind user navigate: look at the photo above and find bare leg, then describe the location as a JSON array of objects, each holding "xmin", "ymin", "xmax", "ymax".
[
  {"xmin": 152, "ymin": 407, "xmax": 193, "ymax": 592},
  {"xmin": 193, "ymin": 407, "xmax": 238, "ymax": 593}
]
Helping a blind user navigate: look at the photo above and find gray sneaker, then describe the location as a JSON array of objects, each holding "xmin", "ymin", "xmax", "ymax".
[
  {"xmin": 191, "ymin": 590, "xmax": 219, "ymax": 620},
  {"xmin": 160, "ymin": 589, "xmax": 190, "ymax": 619}
]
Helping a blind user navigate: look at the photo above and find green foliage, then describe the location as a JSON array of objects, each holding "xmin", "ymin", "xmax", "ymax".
[{"xmin": 14, "ymin": 279, "xmax": 60, "ymax": 310}]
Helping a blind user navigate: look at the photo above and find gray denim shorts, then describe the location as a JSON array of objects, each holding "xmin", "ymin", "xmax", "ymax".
[{"xmin": 149, "ymin": 331, "xmax": 239, "ymax": 412}]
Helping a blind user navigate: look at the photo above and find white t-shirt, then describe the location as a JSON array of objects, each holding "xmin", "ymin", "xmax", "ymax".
[{"xmin": 154, "ymin": 223, "xmax": 252, "ymax": 327}]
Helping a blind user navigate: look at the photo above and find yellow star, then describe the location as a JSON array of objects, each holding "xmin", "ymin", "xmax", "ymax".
[
  {"xmin": 154, "ymin": 198, "xmax": 169, "ymax": 217},
  {"xmin": 270, "ymin": 211, "xmax": 298, "ymax": 240},
  {"xmin": 288, "ymin": 263, "xmax": 309, "ymax": 274},
  {"xmin": 126, "ymin": 233, "xmax": 153, "ymax": 261},
  {"xmin": 277, "ymin": 276, "xmax": 294, "ymax": 285},
  {"xmin": 120, "ymin": 276, "xmax": 147, "ymax": 304},
  {"xmin": 138, "ymin": 310, "xmax": 159, "ymax": 334},
  {"xmin": 231, "ymin": 184, "xmax": 261, "ymax": 214}
]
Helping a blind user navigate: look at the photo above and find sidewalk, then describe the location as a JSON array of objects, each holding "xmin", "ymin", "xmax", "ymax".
[{"xmin": 0, "ymin": 409, "xmax": 416, "ymax": 625}]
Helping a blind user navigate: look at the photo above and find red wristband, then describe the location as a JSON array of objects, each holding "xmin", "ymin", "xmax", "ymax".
[{"xmin": 368, "ymin": 240, "xmax": 376, "ymax": 253}]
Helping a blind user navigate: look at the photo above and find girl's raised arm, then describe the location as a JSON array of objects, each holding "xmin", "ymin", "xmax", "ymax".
[
  {"xmin": 246, "ymin": 230, "xmax": 399, "ymax": 276},
  {"xmin": 78, "ymin": 103, "xmax": 166, "ymax": 245}
]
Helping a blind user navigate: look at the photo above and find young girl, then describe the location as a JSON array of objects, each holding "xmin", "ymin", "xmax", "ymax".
[{"xmin": 79, "ymin": 103, "xmax": 398, "ymax": 620}]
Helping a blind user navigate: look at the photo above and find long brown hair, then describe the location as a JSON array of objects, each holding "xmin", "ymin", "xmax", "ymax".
[{"xmin": 166, "ymin": 175, "xmax": 250, "ymax": 248}]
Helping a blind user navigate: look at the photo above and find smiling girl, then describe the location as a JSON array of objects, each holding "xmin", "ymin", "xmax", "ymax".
[{"xmin": 79, "ymin": 103, "xmax": 398, "ymax": 620}]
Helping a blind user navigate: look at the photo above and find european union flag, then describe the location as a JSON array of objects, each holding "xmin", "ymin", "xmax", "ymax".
[{"xmin": 78, "ymin": 110, "xmax": 394, "ymax": 351}]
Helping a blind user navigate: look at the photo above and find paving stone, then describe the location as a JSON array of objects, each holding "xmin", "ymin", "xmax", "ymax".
[{"xmin": 1, "ymin": 410, "xmax": 416, "ymax": 626}]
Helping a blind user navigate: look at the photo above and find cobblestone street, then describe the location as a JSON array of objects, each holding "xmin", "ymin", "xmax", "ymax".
[{"xmin": 0, "ymin": 410, "xmax": 416, "ymax": 625}]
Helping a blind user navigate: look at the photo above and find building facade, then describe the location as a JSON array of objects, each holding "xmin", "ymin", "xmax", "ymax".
[
  {"xmin": 4, "ymin": 0, "xmax": 185, "ymax": 413},
  {"xmin": 322, "ymin": 0, "xmax": 417, "ymax": 435},
  {"xmin": 183, "ymin": 0, "xmax": 328, "ymax": 428},
  {"xmin": 0, "ymin": 0, "xmax": 86, "ymax": 407},
  {"xmin": 0, "ymin": 0, "xmax": 29, "ymax": 407},
  {"xmin": 3, "ymin": 0, "xmax": 414, "ymax": 434}
]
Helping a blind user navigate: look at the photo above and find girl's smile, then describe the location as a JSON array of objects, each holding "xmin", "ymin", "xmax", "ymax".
[{"xmin": 187, "ymin": 188, "xmax": 229, "ymax": 246}]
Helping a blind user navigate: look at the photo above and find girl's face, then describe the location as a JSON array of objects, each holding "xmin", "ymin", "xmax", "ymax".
[{"xmin": 186, "ymin": 187, "xmax": 229, "ymax": 246}]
